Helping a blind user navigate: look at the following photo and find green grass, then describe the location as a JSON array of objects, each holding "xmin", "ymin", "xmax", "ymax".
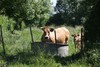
[{"xmin": 0, "ymin": 26, "xmax": 92, "ymax": 67}]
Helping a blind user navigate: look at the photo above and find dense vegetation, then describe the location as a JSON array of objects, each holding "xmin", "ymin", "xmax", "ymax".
[
  {"xmin": 0, "ymin": 0, "xmax": 52, "ymax": 29},
  {"xmin": 46, "ymin": 0, "xmax": 97, "ymax": 26},
  {"xmin": 84, "ymin": 0, "xmax": 100, "ymax": 67},
  {"xmin": 0, "ymin": 0, "xmax": 100, "ymax": 67},
  {"xmin": 0, "ymin": 25, "xmax": 91, "ymax": 67}
]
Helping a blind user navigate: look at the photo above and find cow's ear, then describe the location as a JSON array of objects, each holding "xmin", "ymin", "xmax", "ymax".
[
  {"xmin": 40, "ymin": 27, "xmax": 44, "ymax": 30},
  {"xmin": 50, "ymin": 28, "xmax": 54, "ymax": 32}
]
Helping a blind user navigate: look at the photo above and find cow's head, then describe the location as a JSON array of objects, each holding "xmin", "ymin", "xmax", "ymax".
[
  {"xmin": 41, "ymin": 26, "xmax": 54, "ymax": 40},
  {"xmin": 72, "ymin": 33, "xmax": 81, "ymax": 42}
]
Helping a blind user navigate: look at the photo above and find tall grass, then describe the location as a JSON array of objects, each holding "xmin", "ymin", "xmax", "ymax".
[{"xmin": 0, "ymin": 26, "xmax": 92, "ymax": 67}]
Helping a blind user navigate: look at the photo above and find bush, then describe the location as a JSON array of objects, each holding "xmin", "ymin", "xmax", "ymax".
[
  {"xmin": 84, "ymin": 1, "xmax": 100, "ymax": 66},
  {"xmin": 0, "ymin": 15, "xmax": 15, "ymax": 32}
]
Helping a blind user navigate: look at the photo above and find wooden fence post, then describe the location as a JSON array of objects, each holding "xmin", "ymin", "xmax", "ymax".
[
  {"xmin": 54, "ymin": 30, "xmax": 57, "ymax": 43},
  {"xmin": 0, "ymin": 25, "xmax": 8, "ymax": 67},
  {"xmin": 81, "ymin": 28, "xmax": 84, "ymax": 52},
  {"xmin": 29, "ymin": 26, "xmax": 34, "ymax": 43},
  {"xmin": 0, "ymin": 25, "xmax": 6, "ymax": 57}
]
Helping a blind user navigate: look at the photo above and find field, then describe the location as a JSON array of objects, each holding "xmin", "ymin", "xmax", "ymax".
[{"xmin": 0, "ymin": 26, "xmax": 92, "ymax": 67}]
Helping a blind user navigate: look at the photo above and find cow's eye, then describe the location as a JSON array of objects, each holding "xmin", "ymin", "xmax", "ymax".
[{"xmin": 48, "ymin": 31, "xmax": 50, "ymax": 33}]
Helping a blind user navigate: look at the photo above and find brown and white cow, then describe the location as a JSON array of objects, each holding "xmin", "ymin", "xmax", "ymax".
[
  {"xmin": 72, "ymin": 33, "xmax": 82, "ymax": 52},
  {"xmin": 41, "ymin": 26, "xmax": 70, "ymax": 45}
]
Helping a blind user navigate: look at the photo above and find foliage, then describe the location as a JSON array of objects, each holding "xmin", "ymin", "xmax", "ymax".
[
  {"xmin": 24, "ymin": 0, "xmax": 52, "ymax": 26},
  {"xmin": 0, "ymin": 15, "xmax": 15, "ymax": 33},
  {"xmin": 0, "ymin": 0, "xmax": 52, "ymax": 28},
  {"xmin": 84, "ymin": 0, "xmax": 100, "ymax": 43},
  {"xmin": 84, "ymin": 0, "xmax": 100, "ymax": 66},
  {"xmin": 49, "ymin": 0, "xmax": 98, "ymax": 26}
]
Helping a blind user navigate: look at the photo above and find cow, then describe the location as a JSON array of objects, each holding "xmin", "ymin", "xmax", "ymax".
[
  {"xmin": 72, "ymin": 33, "xmax": 82, "ymax": 52},
  {"xmin": 41, "ymin": 26, "xmax": 70, "ymax": 45}
]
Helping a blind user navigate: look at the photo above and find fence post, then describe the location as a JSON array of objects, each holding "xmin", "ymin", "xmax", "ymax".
[
  {"xmin": 29, "ymin": 26, "xmax": 34, "ymax": 43},
  {"xmin": 81, "ymin": 28, "xmax": 84, "ymax": 52},
  {"xmin": 0, "ymin": 25, "xmax": 6, "ymax": 57},
  {"xmin": 54, "ymin": 30, "xmax": 57, "ymax": 43},
  {"xmin": 0, "ymin": 25, "xmax": 8, "ymax": 67}
]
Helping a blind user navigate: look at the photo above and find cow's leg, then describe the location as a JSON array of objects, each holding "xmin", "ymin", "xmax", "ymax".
[
  {"xmin": 74, "ymin": 41, "xmax": 77, "ymax": 52},
  {"xmin": 77, "ymin": 45, "xmax": 80, "ymax": 52},
  {"xmin": 75, "ymin": 44, "xmax": 78, "ymax": 52},
  {"xmin": 77, "ymin": 44, "xmax": 81, "ymax": 52}
]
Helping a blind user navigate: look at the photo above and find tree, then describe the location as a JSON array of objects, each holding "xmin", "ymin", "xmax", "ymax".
[
  {"xmin": 84, "ymin": 0, "xmax": 99, "ymax": 50},
  {"xmin": 54, "ymin": 0, "xmax": 97, "ymax": 26},
  {"xmin": 84, "ymin": 0, "xmax": 100, "ymax": 47},
  {"xmin": 0, "ymin": 0, "xmax": 52, "ymax": 28},
  {"xmin": 84, "ymin": 0, "xmax": 100, "ymax": 66}
]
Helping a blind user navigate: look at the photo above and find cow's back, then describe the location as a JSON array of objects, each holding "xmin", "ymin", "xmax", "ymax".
[
  {"xmin": 55, "ymin": 27, "xmax": 70, "ymax": 38},
  {"xmin": 50, "ymin": 27, "xmax": 70, "ymax": 44}
]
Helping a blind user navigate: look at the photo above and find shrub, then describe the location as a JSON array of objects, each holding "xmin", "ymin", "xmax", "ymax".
[{"xmin": 0, "ymin": 15, "xmax": 15, "ymax": 32}]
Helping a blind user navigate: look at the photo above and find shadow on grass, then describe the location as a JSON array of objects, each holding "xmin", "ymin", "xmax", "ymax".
[
  {"xmin": 0, "ymin": 49, "xmax": 84, "ymax": 66},
  {"xmin": 4, "ymin": 51, "xmax": 36, "ymax": 65},
  {"xmin": 54, "ymin": 51, "xmax": 84, "ymax": 65}
]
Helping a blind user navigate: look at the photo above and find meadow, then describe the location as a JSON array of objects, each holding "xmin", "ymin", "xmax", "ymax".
[{"xmin": 0, "ymin": 26, "xmax": 92, "ymax": 67}]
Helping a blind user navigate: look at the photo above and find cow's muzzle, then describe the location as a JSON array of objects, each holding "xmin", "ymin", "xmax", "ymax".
[{"xmin": 45, "ymin": 37, "xmax": 48, "ymax": 39}]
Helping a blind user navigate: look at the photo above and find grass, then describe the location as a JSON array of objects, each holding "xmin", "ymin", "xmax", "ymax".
[{"xmin": 0, "ymin": 26, "xmax": 92, "ymax": 67}]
